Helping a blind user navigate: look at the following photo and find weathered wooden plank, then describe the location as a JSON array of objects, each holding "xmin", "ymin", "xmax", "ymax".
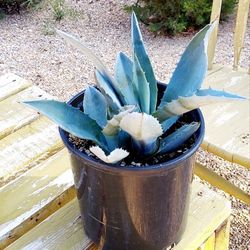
[
  {"xmin": 202, "ymin": 65, "xmax": 250, "ymax": 168},
  {"xmin": 198, "ymin": 233, "xmax": 215, "ymax": 250},
  {"xmin": 233, "ymin": 0, "xmax": 250, "ymax": 69},
  {"xmin": 6, "ymin": 181, "xmax": 231, "ymax": 250},
  {"xmin": 0, "ymin": 149, "xmax": 75, "ymax": 249},
  {"xmin": 0, "ymin": 86, "xmax": 53, "ymax": 140},
  {"xmin": 203, "ymin": 234, "xmax": 216, "ymax": 250},
  {"xmin": 214, "ymin": 220, "xmax": 230, "ymax": 250},
  {"xmin": 0, "ymin": 116, "xmax": 64, "ymax": 186},
  {"xmin": 6, "ymin": 199, "xmax": 93, "ymax": 250},
  {"xmin": 195, "ymin": 162, "xmax": 250, "ymax": 205},
  {"xmin": 207, "ymin": 0, "xmax": 222, "ymax": 69},
  {"xmin": 0, "ymin": 74, "xmax": 32, "ymax": 102},
  {"xmin": 173, "ymin": 182, "xmax": 230, "ymax": 250},
  {"xmin": 206, "ymin": 65, "xmax": 224, "ymax": 76}
]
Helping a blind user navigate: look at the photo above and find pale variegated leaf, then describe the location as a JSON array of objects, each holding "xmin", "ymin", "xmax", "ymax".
[
  {"xmin": 155, "ymin": 88, "xmax": 245, "ymax": 121},
  {"xmin": 95, "ymin": 70, "xmax": 121, "ymax": 109},
  {"xmin": 131, "ymin": 12, "xmax": 157, "ymax": 113},
  {"xmin": 57, "ymin": 29, "xmax": 122, "ymax": 109},
  {"xmin": 56, "ymin": 29, "xmax": 112, "ymax": 80},
  {"xmin": 158, "ymin": 122, "xmax": 200, "ymax": 154},
  {"xmin": 159, "ymin": 21, "xmax": 217, "ymax": 105},
  {"xmin": 90, "ymin": 146, "xmax": 129, "ymax": 164},
  {"xmin": 120, "ymin": 112, "xmax": 163, "ymax": 143},
  {"xmin": 180, "ymin": 88, "xmax": 245, "ymax": 108},
  {"xmin": 102, "ymin": 105, "xmax": 136, "ymax": 136}
]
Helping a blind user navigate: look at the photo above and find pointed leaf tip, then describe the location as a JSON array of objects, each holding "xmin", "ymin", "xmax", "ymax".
[
  {"xmin": 160, "ymin": 22, "xmax": 216, "ymax": 105},
  {"xmin": 90, "ymin": 146, "xmax": 129, "ymax": 164},
  {"xmin": 56, "ymin": 29, "xmax": 113, "ymax": 83},
  {"xmin": 23, "ymin": 100, "xmax": 106, "ymax": 147},
  {"xmin": 158, "ymin": 122, "xmax": 200, "ymax": 154},
  {"xmin": 133, "ymin": 55, "xmax": 150, "ymax": 113},
  {"xmin": 161, "ymin": 115, "xmax": 179, "ymax": 132},
  {"xmin": 131, "ymin": 12, "xmax": 157, "ymax": 113},
  {"xmin": 155, "ymin": 87, "xmax": 246, "ymax": 120}
]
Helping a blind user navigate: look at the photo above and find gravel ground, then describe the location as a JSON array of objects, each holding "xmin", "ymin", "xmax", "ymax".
[{"xmin": 0, "ymin": 0, "xmax": 249, "ymax": 249}]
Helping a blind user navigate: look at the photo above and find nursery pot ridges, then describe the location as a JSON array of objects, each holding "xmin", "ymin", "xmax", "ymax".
[{"xmin": 59, "ymin": 84, "xmax": 205, "ymax": 250}]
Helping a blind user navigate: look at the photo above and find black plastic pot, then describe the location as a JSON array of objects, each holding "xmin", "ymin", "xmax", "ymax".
[{"xmin": 59, "ymin": 83, "xmax": 205, "ymax": 250}]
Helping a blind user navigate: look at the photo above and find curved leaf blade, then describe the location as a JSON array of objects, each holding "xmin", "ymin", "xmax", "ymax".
[
  {"xmin": 83, "ymin": 86, "xmax": 108, "ymax": 128},
  {"xmin": 102, "ymin": 105, "xmax": 136, "ymax": 136},
  {"xmin": 23, "ymin": 100, "xmax": 106, "ymax": 148},
  {"xmin": 159, "ymin": 21, "xmax": 217, "ymax": 105},
  {"xmin": 132, "ymin": 139, "xmax": 159, "ymax": 156},
  {"xmin": 57, "ymin": 29, "xmax": 122, "ymax": 108},
  {"xmin": 118, "ymin": 130, "xmax": 131, "ymax": 148},
  {"xmin": 56, "ymin": 29, "xmax": 110, "ymax": 79},
  {"xmin": 133, "ymin": 55, "xmax": 150, "ymax": 113},
  {"xmin": 120, "ymin": 112, "xmax": 163, "ymax": 143},
  {"xmin": 158, "ymin": 122, "xmax": 200, "ymax": 154},
  {"xmin": 90, "ymin": 146, "xmax": 129, "ymax": 164},
  {"xmin": 196, "ymin": 88, "xmax": 246, "ymax": 99},
  {"xmin": 161, "ymin": 115, "xmax": 179, "ymax": 133},
  {"xmin": 155, "ymin": 88, "xmax": 245, "ymax": 121},
  {"xmin": 131, "ymin": 12, "xmax": 157, "ymax": 113},
  {"xmin": 104, "ymin": 134, "xmax": 119, "ymax": 152},
  {"xmin": 95, "ymin": 70, "xmax": 121, "ymax": 109},
  {"xmin": 115, "ymin": 52, "xmax": 139, "ymax": 106}
]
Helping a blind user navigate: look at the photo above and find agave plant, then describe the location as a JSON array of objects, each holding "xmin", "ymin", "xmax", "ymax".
[{"xmin": 24, "ymin": 13, "xmax": 244, "ymax": 164}]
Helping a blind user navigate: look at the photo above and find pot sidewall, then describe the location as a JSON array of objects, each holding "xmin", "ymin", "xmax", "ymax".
[{"xmin": 59, "ymin": 85, "xmax": 205, "ymax": 250}]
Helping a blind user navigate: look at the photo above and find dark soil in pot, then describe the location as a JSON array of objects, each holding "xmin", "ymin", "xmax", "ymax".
[
  {"xmin": 59, "ymin": 83, "xmax": 205, "ymax": 250},
  {"xmin": 68, "ymin": 112, "xmax": 196, "ymax": 166}
]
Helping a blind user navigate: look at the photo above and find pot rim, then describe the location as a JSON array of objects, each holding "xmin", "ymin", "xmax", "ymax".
[{"xmin": 59, "ymin": 88, "xmax": 205, "ymax": 173}]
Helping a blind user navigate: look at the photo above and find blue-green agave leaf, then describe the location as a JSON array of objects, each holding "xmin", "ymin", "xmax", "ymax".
[
  {"xmin": 158, "ymin": 122, "xmax": 200, "ymax": 154},
  {"xmin": 159, "ymin": 21, "xmax": 217, "ymax": 105},
  {"xmin": 118, "ymin": 130, "xmax": 131, "ymax": 148},
  {"xmin": 95, "ymin": 70, "xmax": 121, "ymax": 109},
  {"xmin": 23, "ymin": 100, "xmax": 107, "ymax": 148},
  {"xmin": 131, "ymin": 12, "xmax": 157, "ymax": 113},
  {"xmin": 155, "ymin": 88, "xmax": 245, "ymax": 121},
  {"xmin": 57, "ymin": 29, "xmax": 123, "ymax": 108},
  {"xmin": 83, "ymin": 86, "xmax": 108, "ymax": 128},
  {"xmin": 132, "ymin": 55, "xmax": 150, "ymax": 113},
  {"xmin": 115, "ymin": 52, "xmax": 139, "ymax": 106},
  {"xmin": 57, "ymin": 30, "xmax": 127, "ymax": 106},
  {"xmin": 161, "ymin": 115, "xmax": 179, "ymax": 133},
  {"xmin": 196, "ymin": 88, "xmax": 246, "ymax": 99},
  {"xmin": 104, "ymin": 134, "xmax": 119, "ymax": 152},
  {"xmin": 132, "ymin": 139, "xmax": 159, "ymax": 156}
]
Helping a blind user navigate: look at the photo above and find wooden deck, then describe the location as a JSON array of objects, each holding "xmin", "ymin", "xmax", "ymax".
[
  {"xmin": 0, "ymin": 74, "xmax": 231, "ymax": 250},
  {"xmin": 201, "ymin": 65, "xmax": 250, "ymax": 168}
]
